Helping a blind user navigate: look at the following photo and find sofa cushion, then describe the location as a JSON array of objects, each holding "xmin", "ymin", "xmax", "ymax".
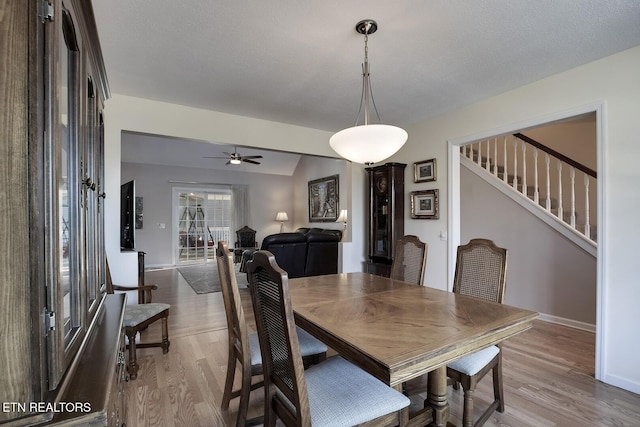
[{"xmin": 261, "ymin": 232, "xmax": 306, "ymax": 247}]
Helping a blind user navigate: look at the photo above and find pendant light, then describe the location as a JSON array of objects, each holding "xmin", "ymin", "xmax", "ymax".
[{"xmin": 330, "ymin": 20, "xmax": 408, "ymax": 165}]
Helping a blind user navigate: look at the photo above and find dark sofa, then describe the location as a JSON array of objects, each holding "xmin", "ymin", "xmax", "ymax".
[{"xmin": 256, "ymin": 228, "xmax": 343, "ymax": 278}]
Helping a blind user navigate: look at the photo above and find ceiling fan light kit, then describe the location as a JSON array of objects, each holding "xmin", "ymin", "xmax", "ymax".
[
  {"xmin": 330, "ymin": 19, "xmax": 408, "ymax": 165},
  {"xmin": 203, "ymin": 147, "xmax": 263, "ymax": 165}
]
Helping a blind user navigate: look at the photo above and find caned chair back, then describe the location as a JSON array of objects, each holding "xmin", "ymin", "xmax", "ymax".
[
  {"xmin": 453, "ymin": 238, "xmax": 507, "ymax": 303},
  {"xmin": 216, "ymin": 241, "xmax": 252, "ymax": 371},
  {"xmin": 246, "ymin": 250, "xmax": 311, "ymax": 425},
  {"xmin": 391, "ymin": 235, "xmax": 428, "ymax": 285}
]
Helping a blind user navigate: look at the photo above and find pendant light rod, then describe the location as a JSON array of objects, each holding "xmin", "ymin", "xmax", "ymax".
[
  {"xmin": 329, "ymin": 19, "xmax": 408, "ymax": 165},
  {"xmin": 356, "ymin": 20, "xmax": 380, "ymax": 127}
]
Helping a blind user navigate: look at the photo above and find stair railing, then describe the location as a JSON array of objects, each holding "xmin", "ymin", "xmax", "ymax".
[{"xmin": 461, "ymin": 133, "xmax": 597, "ymax": 242}]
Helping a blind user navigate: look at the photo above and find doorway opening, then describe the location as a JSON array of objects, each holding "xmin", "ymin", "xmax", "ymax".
[{"xmin": 448, "ymin": 103, "xmax": 605, "ymax": 381}]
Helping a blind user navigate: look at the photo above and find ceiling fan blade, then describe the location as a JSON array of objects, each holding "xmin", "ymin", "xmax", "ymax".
[
  {"xmin": 241, "ymin": 155, "xmax": 263, "ymax": 160},
  {"xmin": 242, "ymin": 159, "xmax": 261, "ymax": 165},
  {"xmin": 222, "ymin": 152, "xmax": 235, "ymax": 157},
  {"xmin": 225, "ymin": 160, "xmax": 232, "ymax": 165},
  {"xmin": 203, "ymin": 156, "xmax": 229, "ymax": 159}
]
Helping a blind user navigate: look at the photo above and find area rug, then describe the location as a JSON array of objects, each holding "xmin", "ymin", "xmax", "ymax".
[{"xmin": 178, "ymin": 262, "xmax": 249, "ymax": 294}]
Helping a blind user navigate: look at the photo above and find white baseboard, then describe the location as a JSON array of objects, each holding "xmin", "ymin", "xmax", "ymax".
[
  {"xmin": 145, "ymin": 263, "xmax": 177, "ymax": 270},
  {"xmin": 538, "ymin": 313, "xmax": 596, "ymax": 333},
  {"xmin": 602, "ymin": 373, "xmax": 640, "ymax": 395}
]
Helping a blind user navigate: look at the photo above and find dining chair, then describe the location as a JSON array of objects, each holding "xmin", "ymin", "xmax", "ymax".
[
  {"xmin": 246, "ymin": 250, "xmax": 410, "ymax": 427},
  {"xmin": 105, "ymin": 258, "xmax": 170, "ymax": 380},
  {"xmin": 403, "ymin": 238, "xmax": 507, "ymax": 427},
  {"xmin": 216, "ymin": 242, "xmax": 328, "ymax": 427},
  {"xmin": 390, "ymin": 235, "xmax": 428, "ymax": 285},
  {"xmin": 449, "ymin": 238, "xmax": 508, "ymax": 427}
]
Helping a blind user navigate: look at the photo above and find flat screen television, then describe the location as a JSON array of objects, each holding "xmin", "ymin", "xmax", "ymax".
[{"xmin": 120, "ymin": 180, "xmax": 135, "ymax": 250}]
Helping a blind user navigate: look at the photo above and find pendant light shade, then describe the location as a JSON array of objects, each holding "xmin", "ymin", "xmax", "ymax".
[
  {"xmin": 330, "ymin": 124, "xmax": 408, "ymax": 165},
  {"xmin": 330, "ymin": 19, "xmax": 407, "ymax": 165}
]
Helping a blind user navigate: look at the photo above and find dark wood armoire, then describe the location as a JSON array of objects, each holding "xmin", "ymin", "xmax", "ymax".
[
  {"xmin": 1, "ymin": 1, "xmax": 127, "ymax": 425},
  {"xmin": 366, "ymin": 162, "xmax": 406, "ymax": 277}
]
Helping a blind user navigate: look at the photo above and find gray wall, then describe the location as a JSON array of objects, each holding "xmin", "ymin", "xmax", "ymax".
[{"xmin": 460, "ymin": 165, "xmax": 596, "ymax": 326}]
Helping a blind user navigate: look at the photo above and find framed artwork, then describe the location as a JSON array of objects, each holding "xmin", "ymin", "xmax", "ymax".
[
  {"xmin": 308, "ymin": 175, "xmax": 339, "ymax": 222},
  {"xmin": 410, "ymin": 189, "xmax": 439, "ymax": 219},
  {"xmin": 414, "ymin": 158, "xmax": 437, "ymax": 183}
]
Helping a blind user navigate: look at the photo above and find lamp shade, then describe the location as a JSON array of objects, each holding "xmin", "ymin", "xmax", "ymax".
[
  {"xmin": 275, "ymin": 211, "xmax": 288, "ymax": 222},
  {"xmin": 336, "ymin": 209, "xmax": 348, "ymax": 223},
  {"xmin": 330, "ymin": 124, "xmax": 408, "ymax": 164}
]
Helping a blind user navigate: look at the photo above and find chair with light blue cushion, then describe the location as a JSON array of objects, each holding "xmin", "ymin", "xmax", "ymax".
[
  {"xmin": 246, "ymin": 250, "xmax": 410, "ymax": 427},
  {"xmin": 448, "ymin": 238, "xmax": 508, "ymax": 427},
  {"xmin": 216, "ymin": 242, "xmax": 327, "ymax": 427}
]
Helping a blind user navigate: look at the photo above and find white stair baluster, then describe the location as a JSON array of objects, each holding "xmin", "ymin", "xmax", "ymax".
[
  {"xmin": 584, "ymin": 174, "xmax": 591, "ymax": 239},
  {"xmin": 557, "ymin": 161, "xmax": 563, "ymax": 220},
  {"xmin": 493, "ymin": 137, "xmax": 498, "ymax": 177},
  {"xmin": 521, "ymin": 142, "xmax": 527, "ymax": 196},
  {"xmin": 533, "ymin": 147, "xmax": 539, "ymax": 204},
  {"xmin": 485, "ymin": 139, "xmax": 490, "ymax": 172},
  {"xmin": 476, "ymin": 141, "xmax": 482, "ymax": 167},
  {"xmin": 545, "ymin": 153, "xmax": 551, "ymax": 211},
  {"xmin": 570, "ymin": 166, "xmax": 576, "ymax": 228},
  {"xmin": 502, "ymin": 136, "xmax": 508, "ymax": 183},
  {"xmin": 513, "ymin": 137, "xmax": 518, "ymax": 190}
]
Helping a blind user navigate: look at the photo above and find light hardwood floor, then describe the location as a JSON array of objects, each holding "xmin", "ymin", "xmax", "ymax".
[{"xmin": 125, "ymin": 266, "xmax": 640, "ymax": 426}]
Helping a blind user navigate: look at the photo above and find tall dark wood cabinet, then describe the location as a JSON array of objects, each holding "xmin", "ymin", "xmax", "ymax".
[
  {"xmin": 0, "ymin": 1, "xmax": 124, "ymax": 426},
  {"xmin": 366, "ymin": 163, "xmax": 406, "ymax": 277}
]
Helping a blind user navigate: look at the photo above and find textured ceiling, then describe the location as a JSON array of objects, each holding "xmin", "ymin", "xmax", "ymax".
[{"xmin": 94, "ymin": 1, "xmax": 640, "ymax": 171}]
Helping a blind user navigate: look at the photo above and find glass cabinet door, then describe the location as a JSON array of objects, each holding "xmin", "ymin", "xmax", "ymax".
[{"xmin": 44, "ymin": 0, "xmax": 106, "ymax": 389}]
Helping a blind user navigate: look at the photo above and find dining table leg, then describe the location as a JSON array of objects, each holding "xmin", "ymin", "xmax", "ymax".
[{"xmin": 426, "ymin": 366, "xmax": 450, "ymax": 427}]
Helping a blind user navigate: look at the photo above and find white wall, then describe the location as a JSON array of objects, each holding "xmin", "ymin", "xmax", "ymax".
[
  {"xmin": 386, "ymin": 45, "xmax": 640, "ymax": 393},
  {"xmin": 121, "ymin": 161, "xmax": 295, "ymax": 267}
]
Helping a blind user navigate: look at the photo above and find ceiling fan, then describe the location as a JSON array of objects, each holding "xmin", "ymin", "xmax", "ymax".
[{"xmin": 204, "ymin": 147, "xmax": 263, "ymax": 165}]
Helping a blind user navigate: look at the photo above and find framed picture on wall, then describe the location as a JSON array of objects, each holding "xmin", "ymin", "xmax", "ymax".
[
  {"xmin": 414, "ymin": 158, "xmax": 437, "ymax": 182},
  {"xmin": 410, "ymin": 189, "xmax": 439, "ymax": 219},
  {"xmin": 308, "ymin": 175, "xmax": 339, "ymax": 222}
]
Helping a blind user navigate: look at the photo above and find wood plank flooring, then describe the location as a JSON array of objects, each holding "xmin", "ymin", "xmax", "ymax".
[{"xmin": 125, "ymin": 266, "xmax": 640, "ymax": 426}]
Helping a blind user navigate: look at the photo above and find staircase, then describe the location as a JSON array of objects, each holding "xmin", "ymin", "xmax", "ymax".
[{"xmin": 460, "ymin": 133, "xmax": 597, "ymax": 254}]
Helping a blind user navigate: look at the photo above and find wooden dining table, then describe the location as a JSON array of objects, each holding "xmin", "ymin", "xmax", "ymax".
[{"xmin": 288, "ymin": 272, "xmax": 538, "ymax": 427}]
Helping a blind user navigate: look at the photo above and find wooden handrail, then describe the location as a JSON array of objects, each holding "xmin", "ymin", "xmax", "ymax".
[{"xmin": 513, "ymin": 133, "xmax": 597, "ymax": 178}]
